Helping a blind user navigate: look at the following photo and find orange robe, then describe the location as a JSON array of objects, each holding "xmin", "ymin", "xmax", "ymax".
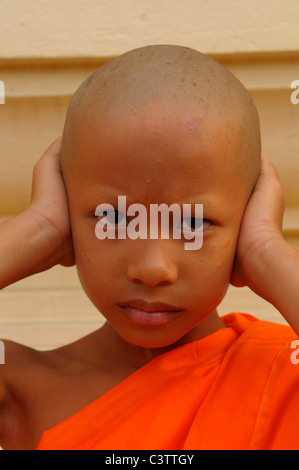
[{"xmin": 36, "ymin": 313, "xmax": 299, "ymax": 450}]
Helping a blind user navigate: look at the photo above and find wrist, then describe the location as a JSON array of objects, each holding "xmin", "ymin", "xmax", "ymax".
[
  {"xmin": 256, "ymin": 237, "xmax": 299, "ymax": 333},
  {"xmin": 243, "ymin": 234, "xmax": 295, "ymax": 304},
  {"xmin": 0, "ymin": 209, "xmax": 62, "ymax": 289},
  {"xmin": 24, "ymin": 206, "xmax": 67, "ymax": 270}
]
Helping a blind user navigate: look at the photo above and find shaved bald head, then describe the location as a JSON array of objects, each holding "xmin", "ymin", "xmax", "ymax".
[
  {"xmin": 61, "ymin": 45, "xmax": 261, "ymax": 192},
  {"xmin": 58, "ymin": 46, "xmax": 263, "ymax": 347}
]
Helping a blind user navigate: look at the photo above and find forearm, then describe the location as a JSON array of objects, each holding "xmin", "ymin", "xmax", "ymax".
[
  {"xmin": 249, "ymin": 237, "xmax": 299, "ymax": 335},
  {"xmin": 0, "ymin": 210, "xmax": 60, "ymax": 289}
]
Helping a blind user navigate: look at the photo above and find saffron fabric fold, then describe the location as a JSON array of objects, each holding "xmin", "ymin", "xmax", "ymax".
[{"xmin": 36, "ymin": 313, "xmax": 299, "ymax": 450}]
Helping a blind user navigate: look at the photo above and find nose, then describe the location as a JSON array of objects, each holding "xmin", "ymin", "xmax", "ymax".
[{"xmin": 126, "ymin": 239, "xmax": 178, "ymax": 287}]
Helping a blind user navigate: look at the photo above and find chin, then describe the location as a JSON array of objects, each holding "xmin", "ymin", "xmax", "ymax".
[{"xmin": 119, "ymin": 327, "xmax": 190, "ymax": 350}]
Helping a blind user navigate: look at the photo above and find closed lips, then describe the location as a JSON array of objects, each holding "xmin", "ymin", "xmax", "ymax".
[{"xmin": 118, "ymin": 299, "xmax": 181, "ymax": 312}]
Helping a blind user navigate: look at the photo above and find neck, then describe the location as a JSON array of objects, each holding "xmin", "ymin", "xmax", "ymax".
[{"xmin": 98, "ymin": 310, "xmax": 226, "ymax": 370}]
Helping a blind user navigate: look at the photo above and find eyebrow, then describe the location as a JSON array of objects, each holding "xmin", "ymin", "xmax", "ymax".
[
  {"xmin": 93, "ymin": 192, "xmax": 223, "ymax": 221},
  {"xmin": 94, "ymin": 185, "xmax": 219, "ymax": 204}
]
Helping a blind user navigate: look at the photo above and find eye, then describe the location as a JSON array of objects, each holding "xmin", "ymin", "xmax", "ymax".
[
  {"xmin": 181, "ymin": 217, "xmax": 213, "ymax": 232},
  {"xmin": 96, "ymin": 209, "xmax": 127, "ymax": 227},
  {"xmin": 181, "ymin": 217, "xmax": 202, "ymax": 232}
]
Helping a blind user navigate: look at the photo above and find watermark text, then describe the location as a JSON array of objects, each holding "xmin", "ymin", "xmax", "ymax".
[
  {"xmin": 0, "ymin": 341, "xmax": 5, "ymax": 364},
  {"xmin": 290, "ymin": 340, "xmax": 299, "ymax": 364},
  {"xmin": 104, "ymin": 453, "xmax": 195, "ymax": 466},
  {"xmin": 290, "ymin": 80, "xmax": 299, "ymax": 104},
  {"xmin": 95, "ymin": 196, "xmax": 203, "ymax": 250},
  {"xmin": 0, "ymin": 80, "xmax": 5, "ymax": 104}
]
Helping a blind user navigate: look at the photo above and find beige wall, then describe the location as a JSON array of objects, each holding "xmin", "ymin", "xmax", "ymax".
[
  {"xmin": 1, "ymin": 1, "xmax": 299, "ymax": 349},
  {"xmin": 1, "ymin": 1, "xmax": 299, "ymax": 220},
  {"xmin": 1, "ymin": 0, "xmax": 299, "ymax": 57}
]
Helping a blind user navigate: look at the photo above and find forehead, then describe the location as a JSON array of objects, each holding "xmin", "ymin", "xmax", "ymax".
[{"xmin": 67, "ymin": 102, "xmax": 244, "ymax": 206}]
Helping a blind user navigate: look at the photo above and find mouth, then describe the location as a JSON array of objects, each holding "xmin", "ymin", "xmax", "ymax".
[{"xmin": 117, "ymin": 299, "xmax": 182, "ymax": 327}]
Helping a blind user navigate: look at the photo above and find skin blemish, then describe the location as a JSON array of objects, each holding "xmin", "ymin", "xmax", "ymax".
[{"xmin": 186, "ymin": 118, "xmax": 201, "ymax": 133}]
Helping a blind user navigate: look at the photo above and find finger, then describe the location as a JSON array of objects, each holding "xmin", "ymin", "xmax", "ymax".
[
  {"xmin": 33, "ymin": 137, "xmax": 62, "ymax": 177},
  {"xmin": 260, "ymin": 151, "xmax": 280, "ymax": 178},
  {"xmin": 37, "ymin": 137, "xmax": 63, "ymax": 171},
  {"xmin": 42, "ymin": 136, "xmax": 62, "ymax": 158},
  {"xmin": 251, "ymin": 151, "xmax": 285, "ymax": 229},
  {"xmin": 31, "ymin": 138, "xmax": 65, "ymax": 202}
]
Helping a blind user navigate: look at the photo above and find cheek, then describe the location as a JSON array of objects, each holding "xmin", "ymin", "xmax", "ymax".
[
  {"xmin": 213, "ymin": 237, "xmax": 237, "ymax": 268},
  {"xmin": 189, "ymin": 236, "xmax": 237, "ymax": 293},
  {"xmin": 76, "ymin": 253, "xmax": 115, "ymax": 313},
  {"xmin": 71, "ymin": 224, "xmax": 115, "ymax": 300},
  {"xmin": 196, "ymin": 234, "xmax": 236, "ymax": 270}
]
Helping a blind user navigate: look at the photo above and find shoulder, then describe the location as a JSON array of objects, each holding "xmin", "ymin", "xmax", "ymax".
[
  {"xmin": 223, "ymin": 313, "xmax": 298, "ymax": 376},
  {"xmin": 224, "ymin": 313, "xmax": 296, "ymax": 345},
  {"xmin": 0, "ymin": 338, "xmax": 51, "ymax": 410},
  {"xmin": 0, "ymin": 339, "xmax": 37, "ymax": 391},
  {"xmin": 0, "ymin": 328, "xmax": 105, "ymax": 397},
  {"xmin": 0, "ymin": 328, "xmax": 110, "ymax": 449},
  {"xmin": 219, "ymin": 314, "xmax": 299, "ymax": 397},
  {"xmin": 0, "ymin": 338, "xmax": 74, "ymax": 449},
  {"xmin": 0, "ymin": 338, "xmax": 46, "ymax": 378},
  {"xmin": 241, "ymin": 317, "xmax": 296, "ymax": 349},
  {"xmin": 0, "ymin": 339, "xmax": 40, "ymax": 447}
]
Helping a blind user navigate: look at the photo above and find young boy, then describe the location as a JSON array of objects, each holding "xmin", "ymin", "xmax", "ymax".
[{"xmin": 1, "ymin": 45, "xmax": 299, "ymax": 450}]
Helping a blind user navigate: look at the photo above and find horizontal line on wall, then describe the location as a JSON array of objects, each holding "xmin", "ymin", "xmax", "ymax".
[
  {"xmin": 1, "ymin": 50, "xmax": 299, "ymax": 68},
  {"xmin": 0, "ymin": 50, "xmax": 298, "ymax": 99}
]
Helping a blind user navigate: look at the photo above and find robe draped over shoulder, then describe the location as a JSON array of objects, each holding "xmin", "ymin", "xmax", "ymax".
[{"xmin": 36, "ymin": 313, "xmax": 299, "ymax": 450}]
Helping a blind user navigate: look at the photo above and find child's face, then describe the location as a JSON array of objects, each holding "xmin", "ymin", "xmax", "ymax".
[{"xmin": 63, "ymin": 102, "xmax": 251, "ymax": 349}]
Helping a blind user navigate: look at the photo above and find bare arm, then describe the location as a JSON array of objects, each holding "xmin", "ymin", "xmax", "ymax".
[
  {"xmin": 0, "ymin": 138, "xmax": 74, "ymax": 289},
  {"xmin": 0, "ymin": 138, "xmax": 75, "ymax": 448},
  {"xmin": 231, "ymin": 152, "xmax": 299, "ymax": 335},
  {"xmin": 245, "ymin": 237, "xmax": 299, "ymax": 333}
]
